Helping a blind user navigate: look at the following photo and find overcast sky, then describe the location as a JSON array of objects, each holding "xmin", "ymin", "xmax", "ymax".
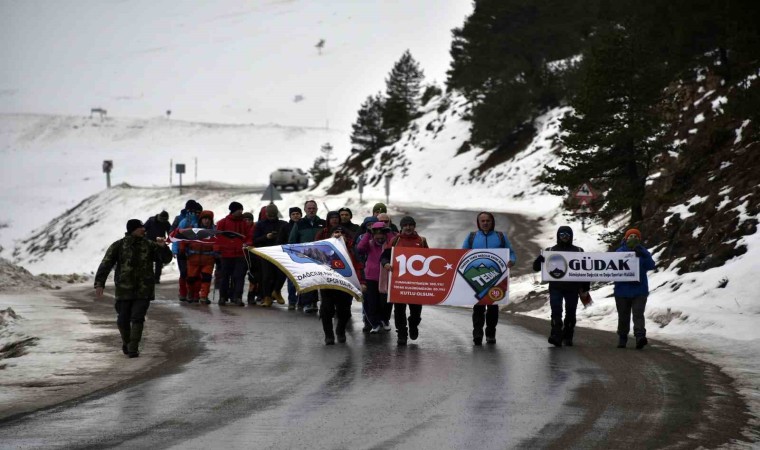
[{"xmin": 0, "ymin": 0, "xmax": 472, "ymax": 130}]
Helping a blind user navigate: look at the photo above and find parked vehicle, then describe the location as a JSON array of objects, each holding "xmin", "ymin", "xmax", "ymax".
[{"xmin": 270, "ymin": 168, "xmax": 309, "ymax": 190}]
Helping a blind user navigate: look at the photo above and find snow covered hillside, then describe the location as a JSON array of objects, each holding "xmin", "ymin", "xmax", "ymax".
[{"xmin": 0, "ymin": 113, "xmax": 348, "ymax": 254}]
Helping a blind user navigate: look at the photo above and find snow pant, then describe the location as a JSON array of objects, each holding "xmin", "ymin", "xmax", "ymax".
[
  {"xmin": 287, "ymin": 279, "xmax": 298, "ymax": 306},
  {"xmin": 616, "ymin": 295, "xmax": 648, "ymax": 338},
  {"xmin": 218, "ymin": 257, "xmax": 247, "ymax": 301},
  {"xmin": 115, "ymin": 299, "xmax": 150, "ymax": 354},
  {"xmin": 393, "ymin": 303, "xmax": 422, "ymax": 339},
  {"xmin": 472, "ymin": 304, "xmax": 499, "ymax": 339},
  {"xmin": 320, "ymin": 290, "xmax": 353, "ymax": 339},
  {"xmin": 549, "ymin": 288, "xmax": 579, "ymax": 342},
  {"xmin": 187, "ymin": 255, "xmax": 215, "ymax": 300},
  {"xmin": 176, "ymin": 254, "xmax": 188, "ymax": 299},
  {"xmin": 259, "ymin": 258, "xmax": 285, "ymax": 299},
  {"xmin": 363, "ymin": 280, "xmax": 388, "ymax": 327}
]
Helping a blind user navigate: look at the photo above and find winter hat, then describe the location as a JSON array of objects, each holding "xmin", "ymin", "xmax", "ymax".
[
  {"xmin": 370, "ymin": 221, "xmax": 390, "ymax": 232},
  {"xmin": 338, "ymin": 207, "xmax": 353, "ymax": 218},
  {"xmin": 242, "ymin": 212, "xmax": 254, "ymax": 220},
  {"xmin": 266, "ymin": 203, "xmax": 279, "ymax": 218},
  {"xmin": 330, "ymin": 225, "xmax": 345, "ymax": 234},
  {"xmin": 557, "ymin": 226, "xmax": 573, "ymax": 242},
  {"xmin": 184, "ymin": 199, "xmax": 197, "ymax": 210},
  {"xmin": 399, "ymin": 216, "xmax": 416, "ymax": 227},
  {"xmin": 289, "ymin": 207, "xmax": 302, "ymax": 215},
  {"xmin": 126, "ymin": 219, "xmax": 144, "ymax": 234},
  {"xmin": 199, "ymin": 210, "xmax": 214, "ymax": 221},
  {"xmin": 193, "ymin": 202, "xmax": 203, "ymax": 213},
  {"xmin": 326, "ymin": 211, "xmax": 340, "ymax": 221},
  {"xmin": 159, "ymin": 210, "xmax": 169, "ymax": 219},
  {"xmin": 229, "ymin": 201, "xmax": 244, "ymax": 213},
  {"xmin": 624, "ymin": 228, "xmax": 642, "ymax": 241},
  {"xmin": 372, "ymin": 203, "xmax": 387, "ymax": 214}
]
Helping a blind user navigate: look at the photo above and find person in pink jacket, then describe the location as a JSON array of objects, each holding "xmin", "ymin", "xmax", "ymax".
[{"xmin": 357, "ymin": 220, "xmax": 397, "ymax": 333}]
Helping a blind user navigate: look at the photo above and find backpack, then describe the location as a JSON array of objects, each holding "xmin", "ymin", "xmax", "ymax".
[{"xmin": 467, "ymin": 231, "xmax": 506, "ymax": 249}]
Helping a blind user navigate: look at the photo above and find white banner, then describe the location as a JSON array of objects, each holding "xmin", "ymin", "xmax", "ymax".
[
  {"xmin": 541, "ymin": 251, "xmax": 639, "ymax": 282},
  {"xmin": 248, "ymin": 237, "xmax": 362, "ymax": 300}
]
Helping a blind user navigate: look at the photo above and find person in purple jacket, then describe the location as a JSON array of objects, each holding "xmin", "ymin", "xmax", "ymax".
[{"xmin": 357, "ymin": 221, "xmax": 397, "ymax": 333}]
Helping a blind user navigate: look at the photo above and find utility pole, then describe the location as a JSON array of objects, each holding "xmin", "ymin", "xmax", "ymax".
[
  {"xmin": 194, "ymin": 157, "xmax": 198, "ymax": 184},
  {"xmin": 102, "ymin": 160, "xmax": 113, "ymax": 188}
]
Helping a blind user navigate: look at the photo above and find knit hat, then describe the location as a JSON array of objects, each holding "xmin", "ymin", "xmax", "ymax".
[
  {"xmin": 372, "ymin": 202, "xmax": 387, "ymax": 214},
  {"xmin": 624, "ymin": 228, "xmax": 642, "ymax": 240},
  {"xmin": 159, "ymin": 210, "xmax": 169, "ymax": 219},
  {"xmin": 242, "ymin": 212, "xmax": 254, "ymax": 220},
  {"xmin": 326, "ymin": 211, "xmax": 340, "ymax": 221},
  {"xmin": 370, "ymin": 221, "xmax": 390, "ymax": 232},
  {"xmin": 184, "ymin": 200, "xmax": 197, "ymax": 210},
  {"xmin": 193, "ymin": 202, "xmax": 203, "ymax": 213},
  {"xmin": 289, "ymin": 207, "xmax": 302, "ymax": 215},
  {"xmin": 338, "ymin": 207, "xmax": 353, "ymax": 218},
  {"xmin": 229, "ymin": 201, "xmax": 244, "ymax": 213},
  {"xmin": 399, "ymin": 216, "xmax": 416, "ymax": 227},
  {"xmin": 199, "ymin": 210, "xmax": 214, "ymax": 220},
  {"xmin": 266, "ymin": 203, "xmax": 279, "ymax": 218},
  {"xmin": 126, "ymin": 219, "xmax": 144, "ymax": 234}
]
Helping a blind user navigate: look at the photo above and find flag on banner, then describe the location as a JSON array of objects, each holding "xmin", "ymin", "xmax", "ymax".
[
  {"xmin": 540, "ymin": 251, "xmax": 639, "ymax": 282},
  {"xmin": 248, "ymin": 237, "xmax": 362, "ymax": 299},
  {"xmin": 388, "ymin": 247, "xmax": 510, "ymax": 306}
]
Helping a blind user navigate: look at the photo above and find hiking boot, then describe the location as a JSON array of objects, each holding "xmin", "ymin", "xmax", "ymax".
[
  {"xmin": 247, "ymin": 291, "xmax": 256, "ymax": 303},
  {"xmin": 563, "ymin": 338, "xmax": 573, "ymax": 347},
  {"xmin": 473, "ymin": 337, "xmax": 483, "ymax": 346},
  {"xmin": 262, "ymin": 296, "xmax": 273, "ymax": 307},
  {"xmin": 179, "ymin": 297, "xmax": 187, "ymax": 303},
  {"xmin": 304, "ymin": 304, "xmax": 317, "ymax": 314},
  {"xmin": 127, "ymin": 322, "xmax": 143, "ymax": 356},
  {"xmin": 635, "ymin": 337, "xmax": 648, "ymax": 350},
  {"xmin": 287, "ymin": 304, "xmax": 296, "ymax": 311},
  {"xmin": 188, "ymin": 297, "xmax": 199, "ymax": 304},
  {"xmin": 617, "ymin": 336, "xmax": 628, "ymax": 348},
  {"xmin": 409, "ymin": 325, "xmax": 419, "ymax": 341},
  {"xmin": 128, "ymin": 351, "xmax": 140, "ymax": 358},
  {"xmin": 362, "ymin": 323, "xmax": 372, "ymax": 333},
  {"xmin": 272, "ymin": 290, "xmax": 285, "ymax": 304},
  {"xmin": 122, "ymin": 344, "xmax": 128, "ymax": 355},
  {"xmin": 370, "ymin": 325, "xmax": 381, "ymax": 334},
  {"xmin": 325, "ymin": 336, "xmax": 335, "ymax": 345},
  {"xmin": 548, "ymin": 336, "xmax": 563, "ymax": 347},
  {"xmin": 200, "ymin": 298, "xmax": 211, "ymax": 305},
  {"xmin": 118, "ymin": 324, "xmax": 130, "ymax": 355},
  {"xmin": 397, "ymin": 337, "xmax": 408, "ymax": 346},
  {"xmin": 336, "ymin": 332, "xmax": 346, "ymax": 343},
  {"xmin": 486, "ymin": 336, "xmax": 496, "ymax": 344},
  {"xmin": 219, "ymin": 299, "xmax": 227, "ymax": 306},
  {"xmin": 233, "ymin": 299, "xmax": 245, "ymax": 307},
  {"xmin": 382, "ymin": 321, "xmax": 391, "ymax": 331},
  {"xmin": 296, "ymin": 304, "xmax": 304, "ymax": 311}
]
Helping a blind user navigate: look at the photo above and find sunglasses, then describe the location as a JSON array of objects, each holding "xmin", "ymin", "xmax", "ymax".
[{"xmin": 559, "ymin": 232, "xmax": 571, "ymax": 238}]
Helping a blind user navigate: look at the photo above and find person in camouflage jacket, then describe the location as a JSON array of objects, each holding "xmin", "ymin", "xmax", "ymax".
[{"xmin": 95, "ymin": 219, "xmax": 172, "ymax": 358}]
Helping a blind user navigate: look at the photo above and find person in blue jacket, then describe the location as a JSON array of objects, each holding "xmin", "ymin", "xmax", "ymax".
[
  {"xmin": 462, "ymin": 212, "xmax": 516, "ymax": 345},
  {"xmin": 614, "ymin": 228, "xmax": 656, "ymax": 349}
]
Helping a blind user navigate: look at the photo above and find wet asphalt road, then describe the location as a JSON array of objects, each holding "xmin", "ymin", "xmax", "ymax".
[{"xmin": 0, "ymin": 210, "xmax": 750, "ymax": 448}]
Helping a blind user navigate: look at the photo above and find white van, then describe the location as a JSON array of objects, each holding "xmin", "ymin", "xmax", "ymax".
[{"xmin": 269, "ymin": 168, "xmax": 309, "ymax": 190}]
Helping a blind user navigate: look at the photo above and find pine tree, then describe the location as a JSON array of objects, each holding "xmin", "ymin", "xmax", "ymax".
[
  {"xmin": 382, "ymin": 50, "xmax": 425, "ymax": 139},
  {"xmin": 309, "ymin": 142, "xmax": 335, "ymax": 186},
  {"xmin": 543, "ymin": 22, "xmax": 672, "ymax": 223},
  {"xmin": 350, "ymin": 94, "xmax": 389, "ymax": 153}
]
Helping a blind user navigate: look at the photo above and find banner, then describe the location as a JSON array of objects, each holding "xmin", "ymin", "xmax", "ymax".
[
  {"xmin": 388, "ymin": 247, "xmax": 510, "ymax": 306},
  {"xmin": 248, "ymin": 237, "xmax": 362, "ymax": 299},
  {"xmin": 540, "ymin": 251, "xmax": 639, "ymax": 282}
]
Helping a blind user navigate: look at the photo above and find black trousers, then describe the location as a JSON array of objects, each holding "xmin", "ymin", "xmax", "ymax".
[
  {"xmin": 472, "ymin": 304, "xmax": 499, "ymax": 337},
  {"xmin": 259, "ymin": 259, "xmax": 286, "ymax": 298},
  {"xmin": 320, "ymin": 291, "xmax": 353, "ymax": 338},
  {"xmin": 219, "ymin": 257, "xmax": 247, "ymax": 301},
  {"xmin": 393, "ymin": 303, "xmax": 422, "ymax": 337},
  {"xmin": 115, "ymin": 299, "xmax": 150, "ymax": 327},
  {"xmin": 615, "ymin": 295, "xmax": 648, "ymax": 338}
]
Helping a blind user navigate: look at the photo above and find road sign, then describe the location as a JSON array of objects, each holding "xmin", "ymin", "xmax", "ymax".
[
  {"xmin": 175, "ymin": 164, "xmax": 186, "ymax": 174},
  {"xmin": 573, "ymin": 182, "xmax": 598, "ymax": 199},
  {"xmin": 573, "ymin": 198, "xmax": 594, "ymax": 215},
  {"xmin": 261, "ymin": 183, "xmax": 282, "ymax": 203}
]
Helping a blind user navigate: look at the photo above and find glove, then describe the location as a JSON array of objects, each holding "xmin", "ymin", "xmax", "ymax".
[
  {"xmin": 634, "ymin": 246, "xmax": 646, "ymax": 257},
  {"xmin": 535, "ymin": 255, "xmax": 545, "ymax": 264}
]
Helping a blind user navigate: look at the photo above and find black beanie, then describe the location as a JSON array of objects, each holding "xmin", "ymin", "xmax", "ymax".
[
  {"xmin": 159, "ymin": 210, "xmax": 169, "ymax": 219},
  {"xmin": 185, "ymin": 199, "xmax": 197, "ymax": 210},
  {"xmin": 289, "ymin": 207, "xmax": 302, "ymax": 215},
  {"xmin": 229, "ymin": 201, "xmax": 243, "ymax": 213},
  {"xmin": 126, "ymin": 219, "xmax": 144, "ymax": 234},
  {"xmin": 400, "ymin": 216, "xmax": 416, "ymax": 227}
]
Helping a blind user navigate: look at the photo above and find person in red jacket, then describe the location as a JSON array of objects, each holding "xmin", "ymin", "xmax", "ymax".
[
  {"xmin": 214, "ymin": 202, "xmax": 254, "ymax": 306},
  {"xmin": 380, "ymin": 216, "xmax": 429, "ymax": 346},
  {"xmin": 321, "ymin": 226, "xmax": 365, "ymax": 345},
  {"xmin": 185, "ymin": 210, "xmax": 217, "ymax": 305}
]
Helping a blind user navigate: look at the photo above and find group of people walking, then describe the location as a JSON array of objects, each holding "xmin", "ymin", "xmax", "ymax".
[{"xmin": 94, "ymin": 199, "xmax": 655, "ymax": 357}]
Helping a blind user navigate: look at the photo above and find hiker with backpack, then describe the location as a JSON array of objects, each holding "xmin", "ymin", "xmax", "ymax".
[
  {"xmin": 462, "ymin": 212, "xmax": 516, "ymax": 345},
  {"xmin": 380, "ymin": 215, "xmax": 429, "ymax": 346},
  {"xmin": 357, "ymin": 221, "xmax": 397, "ymax": 333}
]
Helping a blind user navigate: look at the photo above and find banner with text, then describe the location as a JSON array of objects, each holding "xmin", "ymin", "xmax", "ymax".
[
  {"xmin": 388, "ymin": 247, "xmax": 510, "ymax": 306},
  {"xmin": 248, "ymin": 237, "xmax": 362, "ymax": 299},
  {"xmin": 540, "ymin": 251, "xmax": 639, "ymax": 282}
]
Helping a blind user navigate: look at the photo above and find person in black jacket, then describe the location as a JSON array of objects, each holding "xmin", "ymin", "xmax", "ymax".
[
  {"xmin": 279, "ymin": 206, "xmax": 302, "ymax": 310},
  {"xmin": 144, "ymin": 210, "xmax": 171, "ymax": 283},
  {"xmin": 253, "ymin": 203, "xmax": 288, "ymax": 306},
  {"xmin": 533, "ymin": 226, "xmax": 590, "ymax": 347}
]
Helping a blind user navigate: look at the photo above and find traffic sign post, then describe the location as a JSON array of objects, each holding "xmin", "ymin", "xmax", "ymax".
[
  {"xmin": 176, "ymin": 163, "xmax": 186, "ymax": 195},
  {"xmin": 261, "ymin": 183, "xmax": 282, "ymax": 204},
  {"xmin": 572, "ymin": 182, "xmax": 598, "ymax": 231},
  {"xmin": 102, "ymin": 160, "xmax": 113, "ymax": 189},
  {"xmin": 358, "ymin": 175, "xmax": 365, "ymax": 203}
]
